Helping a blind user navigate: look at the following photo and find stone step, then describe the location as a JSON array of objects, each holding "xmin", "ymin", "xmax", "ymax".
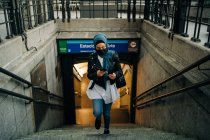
[
  {"xmin": 18, "ymin": 124, "xmax": 196, "ymax": 140},
  {"xmin": 76, "ymin": 108, "xmax": 130, "ymax": 125}
]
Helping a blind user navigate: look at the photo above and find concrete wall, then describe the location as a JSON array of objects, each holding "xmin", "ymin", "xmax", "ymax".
[
  {"xmin": 0, "ymin": 21, "xmax": 64, "ymax": 140},
  {"xmin": 135, "ymin": 20, "xmax": 210, "ymax": 140},
  {"xmin": 80, "ymin": 4, "xmax": 117, "ymax": 18},
  {"xmin": 57, "ymin": 19, "xmax": 141, "ymax": 32}
]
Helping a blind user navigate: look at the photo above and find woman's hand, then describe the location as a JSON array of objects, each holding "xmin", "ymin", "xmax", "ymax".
[
  {"xmin": 108, "ymin": 73, "xmax": 116, "ymax": 80},
  {"xmin": 97, "ymin": 70, "xmax": 106, "ymax": 77}
]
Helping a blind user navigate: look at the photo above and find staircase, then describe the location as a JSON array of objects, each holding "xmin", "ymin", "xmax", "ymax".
[
  {"xmin": 18, "ymin": 124, "xmax": 196, "ymax": 140},
  {"xmin": 76, "ymin": 108, "xmax": 129, "ymax": 124}
]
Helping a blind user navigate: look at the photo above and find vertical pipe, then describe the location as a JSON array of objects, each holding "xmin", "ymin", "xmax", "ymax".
[
  {"xmin": 133, "ymin": 0, "xmax": 136, "ymax": 22},
  {"xmin": 158, "ymin": 0, "xmax": 163, "ymax": 25},
  {"xmin": 191, "ymin": 0, "xmax": 200, "ymax": 42},
  {"xmin": 51, "ymin": 0, "xmax": 55, "ymax": 20},
  {"xmin": 8, "ymin": 0, "xmax": 17, "ymax": 35},
  {"xmin": 102, "ymin": 0, "xmax": 104, "ymax": 18},
  {"xmin": 164, "ymin": 0, "xmax": 170, "ymax": 28},
  {"xmin": 144, "ymin": 0, "xmax": 150, "ymax": 20},
  {"xmin": 9, "ymin": 0, "xmax": 24, "ymax": 36},
  {"xmin": 61, "ymin": 0, "xmax": 65, "ymax": 22},
  {"xmin": 32, "ymin": 0, "xmax": 37, "ymax": 26},
  {"xmin": 154, "ymin": 0, "xmax": 158, "ymax": 23},
  {"xmin": 173, "ymin": 0, "xmax": 187, "ymax": 34},
  {"xmin": 19, "ymin": 2, "xmax": 26, "ymax": 31},
  {"xmin": 93, "ymin": 0, "xmax": 95, "ymax": 18},
  {"xmin": 9, "ymin": 0, "xmax": 15, "ymax": 35},
  {"xmin": 24, "ymin": 0, "xmax": 29, "ymax": 29},
  {"xmin": 151, "ymin": 0, "xmax": 154, "ymax": 22},
  {"xmin": 43, "ymin": 0, "xmax": 46, "ymax": 23},
  {"xmin": 116, "ymin": 0, "xmax": 118, "ymax": 18},
  {"xmin": 66, "ymin": 0, "xmax": 70, "ymax": 22},
  {"xmin": 181, "ymin": 0, "xmax": 191, "ymax": 37},
  {"xmin": 56, "ymin": 0, "xmax": 59, "ymax": 19},
  {"xmin": 89, "ymin": 0, "xmax": 91, "ymax": 18},
  {"xmin": 127, "ymin": 0, "xmax": 131, "ymax": 22},
  {"xmin": 29, "ymin": 0, "xmax": 35, "ymax": 27},
  {"xmin": 38, "ymin": 0, "xmax": 42, "ymax": 24},
  {"xmin": 170, "ymin": 0, "xmax": 175, "ymax": 31},
  {"xmin": 3, "ymin": 1, "xmax": 11, "ymax": 38},
  {"xmin": 75, "ymin": 0, "xmax": 78, "ymax": 19},
  {"xmin": 106, "ymin": 0, "xmax": 108, "ymax": 18},
  {"xmin": 196, "ymin": 0, "xmax": 204, "ymax": 41},
  {"xmin": 27, "ymin": 0, "xmax": 32, "ymax": 28},
  {"xmin": 120, "ymin": 0, "xmax": 122, "ymax": 18},
  {"xmin": 139, "ymin": 0, "xmax": 141, "ymax": 18},
  {"xmin": 204, "ymin": 31, "xmax": 210, "ymax": 48}
]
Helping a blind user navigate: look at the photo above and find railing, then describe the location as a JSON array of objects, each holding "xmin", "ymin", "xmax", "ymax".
[
  {"xmin": 0, "ymin": 0, "xmax": 209, "ymax": 48},
  {"xmin": 0, "ymin": 66, "xmax": 32, "ymax": 87},
  {"xmin": 0, "ymin": 0, "xmax": 54, "ymax": 41},
  {"xmin": 20, "ymin": 0, "xmax": 54, "ymax": 30},
  {"xmin": 52, "ymin": 0, "xmax": 144, "ymax": 20},
  {"xmin": 0, "ymin": 0, "xmax": 16, "ymax": 41},
  {"xmin": 144, "ymin": 0, "xmax": 210, "ymax": 48},
  {"xmin": 134, "ymin": 54, "xmax": 210, "ymax": 114},
  {"xmin": 0, "ymin": 88, "xmax": 63, "ymax": 108},
  {"xmin": 0, "ymin": 67, "xmax": 63, "ymax": 107}
]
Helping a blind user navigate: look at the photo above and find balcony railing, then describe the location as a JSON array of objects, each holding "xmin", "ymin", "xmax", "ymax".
[{"xmin": 0, "ymin": 0, "xmax": 209, "ymax": 48}]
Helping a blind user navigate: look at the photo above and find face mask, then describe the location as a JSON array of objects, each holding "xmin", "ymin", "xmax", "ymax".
[
  {"xmin": 96, "ymin": 50, "xmax": 106, "ymax": 56},
  {"xmin": 96, "ymin": 49, "xmax": 107, "ymax": 56}
]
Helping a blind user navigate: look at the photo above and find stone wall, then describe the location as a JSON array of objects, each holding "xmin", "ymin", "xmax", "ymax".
[
  {"xmin": 135, "ymin": 20, "xmax": 210, "ymax": 140},
  {"xmin": 0, "ymin": 21, "xmax": 64, "ymax": 140}
]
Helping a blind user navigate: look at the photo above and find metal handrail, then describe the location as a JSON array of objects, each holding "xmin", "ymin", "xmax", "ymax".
[
  {"xmin": 0, "ymin": 87, "xmax": 34, "ymax": 102},
  {"xmin": 0, "ymin": 67, "xmax": 63, "ymax": 101},
  {"xmin": 0, "ymin": 88, "xmax": 63, "ymax": 108},
  {"xmin": 134, "ymin": 78, "xmax": 210, "ymax": 113},
  {"xmin": 134, "ymin": 54, "xmax": 210, "ymax": 101},
  {"xmin": 0, "ymin": 67, "xmax": 32, "ymax": 87}
]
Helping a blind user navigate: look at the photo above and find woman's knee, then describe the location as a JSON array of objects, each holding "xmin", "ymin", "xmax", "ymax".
[
  {"xmin": 103, "ymin": 111, "xmax": 111, "ymax": 119},
  {"xmin": 93, "ymin": 99, "xmax": 103, "ymax": 118},
  {"xmin": 94, "ymin": 109, "xmax": 103, "ymax": 118}
]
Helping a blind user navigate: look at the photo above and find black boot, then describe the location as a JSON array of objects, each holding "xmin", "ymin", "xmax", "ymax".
[
  {"xmin": 95, "ymin": 119, "xmax": 101, "ymax": 130},
  {"xmin": 103, "ymin": 129, "xmax": 110, "ymax": 134}
]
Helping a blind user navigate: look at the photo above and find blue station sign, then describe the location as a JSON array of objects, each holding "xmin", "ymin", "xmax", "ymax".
[{"xmin": 57, "ymin": 39, "xmax": 139, "ymax": 54}]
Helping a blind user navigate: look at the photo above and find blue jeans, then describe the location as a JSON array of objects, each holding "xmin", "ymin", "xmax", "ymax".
[{"xmin": 93, "ymin": 99, "xmax": 112, "ymax": 129}]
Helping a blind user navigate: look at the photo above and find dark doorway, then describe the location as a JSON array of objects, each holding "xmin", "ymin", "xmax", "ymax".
[
  {"xmin": 60, "ymin": 52, "xmax": 139, "ymax": 124},
  {"xmin": 58, "ymin": 37, "xmax": 140, "ymax": 125}
]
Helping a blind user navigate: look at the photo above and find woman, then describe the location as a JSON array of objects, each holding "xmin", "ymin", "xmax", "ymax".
[{"xmin": 86, "ymin": 33, "xmax": 124, "ymax": 134}]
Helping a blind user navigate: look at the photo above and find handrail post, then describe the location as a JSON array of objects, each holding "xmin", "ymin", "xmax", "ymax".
[
  {"xmin": 127, "ymin": 0, "xmax": 131, "ymax": 22},
  {"xmin": 132, "ymin": 0, "xmax": 136, "ymax": 22},
  {"xmin": 144, "ymin": 0, "xmax": 150, "ymax": 20},
  {"xmin": 173, "ymin": 0, "xmax": 187, "ymax": 34}
]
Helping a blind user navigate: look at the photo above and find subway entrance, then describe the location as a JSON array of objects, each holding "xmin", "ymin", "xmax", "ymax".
[{"xmin": 57, "ymin": 38, "xmax": 140, "ymax": 125}]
